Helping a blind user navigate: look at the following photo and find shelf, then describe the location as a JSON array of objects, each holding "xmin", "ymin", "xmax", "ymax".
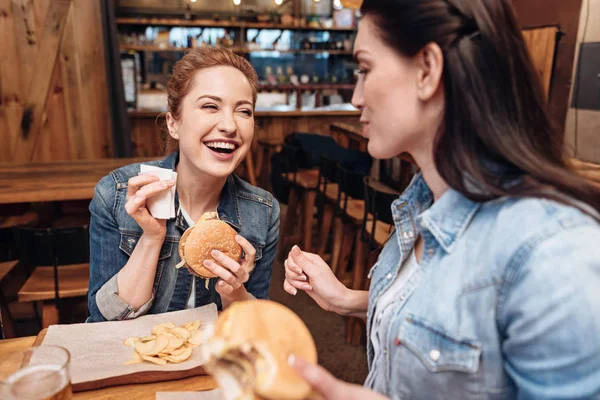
[
  {"xmin": 116, "ymin": 17, "xmax": 356, "ymax": 32},
  {"xmin": 119, "ymin": 45, "xmax": 353, "ymax": 55}
]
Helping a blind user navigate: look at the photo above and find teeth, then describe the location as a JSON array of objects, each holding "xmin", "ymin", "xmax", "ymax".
[{"xmin": 205, "ymin": 142, "xmax": 236, "ymax": 150}]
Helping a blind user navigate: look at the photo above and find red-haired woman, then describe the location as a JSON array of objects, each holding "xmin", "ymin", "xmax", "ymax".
[{"xmin": 88, "ymin": 48, "xmax": 279, "ymax": 322}]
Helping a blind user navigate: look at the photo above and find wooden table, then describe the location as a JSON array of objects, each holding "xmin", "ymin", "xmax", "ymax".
[
  {"xmin": 0, "ymin": 158, "xmax": 160, "ymax": 204},
  {"xmin": 0, "ymin": 335, "xmax": 217, "ymax": 399}
]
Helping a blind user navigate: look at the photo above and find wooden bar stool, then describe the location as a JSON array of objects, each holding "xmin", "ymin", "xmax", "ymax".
[
  {"xmin": 14, "ymin": 226, "xmax": 90, "ymax": 329},
  {"xmin": 276, "ymin": 142, "xmax": 320, "ymax": 260},
  {"xmin": 0, "ymin": 260, "xmax": 19, "ymax": 339},
  {"xmin": 331, "ymin": 166, "xmax": 371, "ymax": 282},
  {"xmin": 254, "ymin": 137, "xmax": 283, "ymax": 191},
  {"xmin": 277, "ymin": 134, "xmax": 341, "ymax": 260},
  {"xmin": 346, "ymin": 177, "xmax": 399, "ymax": 345},
  {"xmin": 315, "ymin": 156, "xmax": 341, "ymax": 260},
  {"xmin": 0, "ymin": 211, "xmax": 39, "ymax": 338}
]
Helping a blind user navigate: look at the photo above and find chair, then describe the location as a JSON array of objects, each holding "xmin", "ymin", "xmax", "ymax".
[
  {"xmin": 254, "ymin": 137, "xmax": 283, "ymax": 191},
  {"xmin": 276, "ymin": 134, "xmax": 339, "ymax": 260},
  {"xmin": 315, "ymin": 156, "xmax": 342, "ymax": 259},
  {"xmin": 0, "ymin": 211, "xmax": 39, "ymax": 339},
  {"xmin": 331, "ymin": 166, "xmax": 371, "ymax": 281},
  {"xmin": 14, "ymin": 226, "xmax": 90, "ymax": 329},
  {"xmin": 345, "ymin": 177, "xmax": 399, "ymax": 345}
]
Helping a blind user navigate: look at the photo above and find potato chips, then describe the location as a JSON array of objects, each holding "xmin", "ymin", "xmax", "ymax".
[{"xmin": 122, "ymin": 320, "xmax": 203, "ymax": 365}]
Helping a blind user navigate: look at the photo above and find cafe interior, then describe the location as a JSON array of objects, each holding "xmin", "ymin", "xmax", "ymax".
[{"xmin": 0, "ymin": 0, "xmax": 599, "ymax": 398}]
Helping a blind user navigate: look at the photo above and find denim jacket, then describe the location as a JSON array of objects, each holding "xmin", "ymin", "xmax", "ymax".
[
  {"xmin": 365, "ymin": 174, "xmax": 600, "ymax": 399},
  {"xmin": 87, "ymin": 152, "xmax": 280, "ymax": 322}
]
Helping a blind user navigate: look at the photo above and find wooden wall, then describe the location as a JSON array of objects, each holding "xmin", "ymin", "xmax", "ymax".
[
  {"xmin": 0, "ymin": 0, "xmax": 112, "ymax": 164},
  {"xmin": 512, "ymin": 0, "xmax": 584, "ymax": 133},
  {"xmin": 564, "ymin": 0, "xmax": 600, "ymax": 164}
]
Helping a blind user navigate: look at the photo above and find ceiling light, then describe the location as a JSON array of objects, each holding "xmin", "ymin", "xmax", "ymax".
[{"xmin": 233, "ymin": 0, "xmax": 241, "ymax": 5}]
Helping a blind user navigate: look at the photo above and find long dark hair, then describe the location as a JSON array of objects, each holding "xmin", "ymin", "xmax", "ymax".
[{"xmin": 361, "ymin": 0, "xmax": 600, "ymax": 212}]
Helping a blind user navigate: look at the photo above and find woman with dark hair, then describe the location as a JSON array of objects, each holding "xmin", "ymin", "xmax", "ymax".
[{"xmin": 284, "ymin": 0, "xmax": 600, "ymax": 398}]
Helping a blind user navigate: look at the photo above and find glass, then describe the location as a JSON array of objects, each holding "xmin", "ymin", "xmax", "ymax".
[{"xmin": 0, "ymin": 345, "xmax": 72, "ymax": 400}]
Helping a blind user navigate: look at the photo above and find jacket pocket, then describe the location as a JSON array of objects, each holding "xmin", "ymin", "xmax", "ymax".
[
  {"xmin": 397, "ymin": 314, "xmax": 481, "ymax": 373},
  {"xmin": 388, "ymin": 314, "xmax": 483, "ymax": 399},
  {"xmin": 118, "ymin": 230, "xmax": 173, "ymax": 260}
]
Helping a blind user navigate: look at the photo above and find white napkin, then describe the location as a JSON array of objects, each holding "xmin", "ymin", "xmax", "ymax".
[
  {"xmin": 139, "ymin": 164, "xmax": 177, "ymax": 219},
  {"xmin": 156, "ymin": 390, "xmax": 223, "ymax": 400}
]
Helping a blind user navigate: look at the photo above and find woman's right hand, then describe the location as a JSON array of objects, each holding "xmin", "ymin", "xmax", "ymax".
[
  {"xmin": 124, "ymin": 174, "xmax": 176, "ymax": 240},
  {"xmin": 284, "ymin": 245, "xmax": 349, "ymax": 314}
]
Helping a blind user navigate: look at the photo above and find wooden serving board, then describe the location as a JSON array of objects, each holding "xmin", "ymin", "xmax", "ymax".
[{"xmin": 33, "ymin": 329, "xmax": 208, "ymax": 393}]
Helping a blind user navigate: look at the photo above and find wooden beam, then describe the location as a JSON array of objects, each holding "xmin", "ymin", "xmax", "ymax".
[
  {"xmin": 521, "ymin": 27, "xmax": 558, "ymax": 98},
  {"xmin": 12, "ymin": 0, "xmax": 38, "ymax": 98},
  {"xmin": 59, "ymin": 3, "xmax": 84, "ymax": 159},
  {"xmin": 11, "ymin": 0, "xmax": 72, "ymax": 163},
  {"xmin": 0, "ymin": 0, "xmax": 22, "ymax": 163}
]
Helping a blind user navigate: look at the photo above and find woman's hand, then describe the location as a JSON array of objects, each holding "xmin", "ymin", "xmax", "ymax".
[
  {"xmin": 289, "ymin": 355, "xmax": 389, "ymax": 400},
  {"xmin": 202, "ymin": 235, "xmax": 257, "ymax": 301},
  {"xmin": 283, "ymin": 245, "xmax": 349, "ymax": 314},
  {"xmin": 124, "ymin": 174, "xmax": 176, "ymax": 240}
]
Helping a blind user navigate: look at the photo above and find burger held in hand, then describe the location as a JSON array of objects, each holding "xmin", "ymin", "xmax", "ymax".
[
  {"xmin": 202, "ymin": 300, "xmax": 318, "ymax": 400},
  {"xmin": 177, "ymin": 212, "xmax": 244, "ymax": 279}
]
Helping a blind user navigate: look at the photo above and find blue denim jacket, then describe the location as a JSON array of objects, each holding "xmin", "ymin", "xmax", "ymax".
[
  {"xmin": 365, "ymin": 174, "xmax": 600, "ymax": 399},
  {"xmin": 87, "ymin": 152, "xmax": 280, "ymax": 322}
]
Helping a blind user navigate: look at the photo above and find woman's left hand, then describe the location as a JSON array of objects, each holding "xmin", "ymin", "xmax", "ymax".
[
  {"xmin": 290, "ymin": 355, "xmax": 390, "ymax": 400},
  {"xmin": 202, "ymin": 235, "xmax": 256, "ymax": 299}
]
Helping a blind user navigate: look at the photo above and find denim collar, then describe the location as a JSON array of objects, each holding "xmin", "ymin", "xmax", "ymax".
[
  {"xmin": 158, "ymin": 151, "xmax": 241, "ymax": 231},
  {"xmin": 396, "ymin": 173, "xmax": 481, "ymax": 253}
]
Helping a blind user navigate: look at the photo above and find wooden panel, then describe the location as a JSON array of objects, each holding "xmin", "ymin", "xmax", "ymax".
[
  {"xmin": 59, "ymin": 2, "xmax": 86, "ymax": 159},
  {"xmin": 512, "ymin": 0, "xmax": 584, "ymax": 132},
  {"xmin": 522, "ymin": 27, "xmax": 557, "ymax": 97},
  {"xmin": 73, "ymin": 0, "xmax": 111, "ymax": 159},
  {"xmin": 0, "ymin": 0, "xmax": 112, "ymax": 163},
  {"xmin": 34, "ymin": 57, "xmax": 70, "ymax": 161},
  {"xmin": 12, "ymin": 0, "xmax": 38, "ymax": 98},
  {"xmin": 12, "ymin": 0, "xmax": 72, "ymax": 163},
  {"xmin": 0, "ymin": 0, "xmax": 22, "ymax": 163}
]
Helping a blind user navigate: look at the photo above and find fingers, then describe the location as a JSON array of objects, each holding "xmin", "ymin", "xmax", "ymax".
[
  {"xmin": 124, "ymin": 180, "xmax": 175, "ymax": 216},
  {"xmin": 289, "ymin": 355, "xmax": 346, "ymax": 399},
  {"xmin": 216, "ymin": 280, "xmax": 234, "ymax": 295},
  {"xmin": 124, "ymin": 191, "xmax": 150, "ymax": 216},
  {"xmin": 235, "ymin": 235, "xmax": 256, "ymax": 262},
  {"xmin": 203, "ymin": 259, "xmax": 243, "ymax": 289},
  {"xmin": 284, "ymin": 259, "xmax": 312, "ymax": 292},
  {"xmin": 285, "ymin": 254, "xmax": 305, "ymax": 276},
  {"xmin": 211, "ymin": 250, "xmax": 249, "ymax": 283},
  {"xmin": 290, "ymin": 245, "xmax": 323, "ymax": 275},
  {"xmin": 284, "ymin": 258, "xmax": 305, "ymax": 279},
  {"xmin": 136, "ymin": 180, "xmax": 176, "ymax": 199},
  {"xmin": 126, "ymin": 174, "xmax": 160, "ymax": 198},
  {"xmin": 284, "ymin": 279, "xmax": 298, "ymax": 296}
]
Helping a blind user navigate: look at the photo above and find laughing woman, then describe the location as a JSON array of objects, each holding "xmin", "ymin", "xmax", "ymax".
[{"xmin": 87, "ymin": 48, "xmax": 279, "ymax": 322}]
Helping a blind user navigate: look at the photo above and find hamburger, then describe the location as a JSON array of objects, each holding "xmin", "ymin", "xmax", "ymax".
[
  {"xmin": 176, "ymin": 212, "xmax": 242, "ymax": 279},
  {"xmin": 202, "ymin": 300, "xmax": 317, "ymax": 400}
]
